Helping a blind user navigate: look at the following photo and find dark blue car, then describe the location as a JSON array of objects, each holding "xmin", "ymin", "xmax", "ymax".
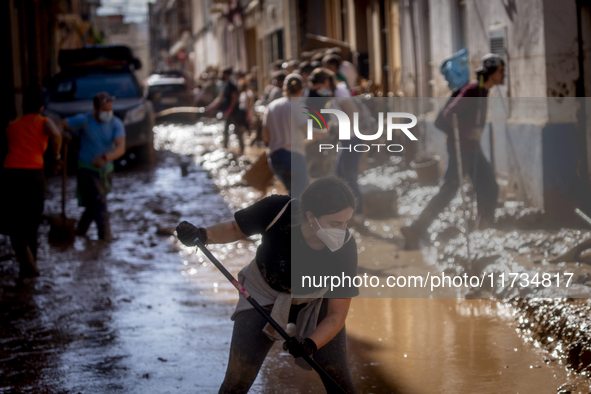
[{"xmin": 44, "ymin": 45, "xmax": 156, "ymax": 166}]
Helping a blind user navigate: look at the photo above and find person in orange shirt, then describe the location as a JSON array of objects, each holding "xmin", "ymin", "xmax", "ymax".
[{"xmin": 1, "ymin": 86, "xmax": 62, "ymax": 278}]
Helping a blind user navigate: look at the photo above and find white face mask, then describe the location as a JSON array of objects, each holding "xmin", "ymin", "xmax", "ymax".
[
  {"xmin": 313, "ymin": 218, "xmax": 346, "ymax": 252},
  {"xmin": 316, "ymin": 88, "xmax": 332, "ymax": 97},
  {"xmin": 98, "ymin": 110, "xmax": 113, "ymax": 123}
]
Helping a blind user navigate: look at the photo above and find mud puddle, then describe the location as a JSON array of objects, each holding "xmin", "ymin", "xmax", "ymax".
[
  {"xmin": 0, "ymin": 120, "xmax": 589, "ymax": 393},
  {"xmin": 192, "ymin": 124, "xmax": 591, "ymax": 393}
]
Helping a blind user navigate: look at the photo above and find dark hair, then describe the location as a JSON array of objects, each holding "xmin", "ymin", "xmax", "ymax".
[
  {"xmin": 273, "ymin": 59, "xmax": 284, "ymax": 70},
  {"xmin": 299, "ymin": 61, "xmax": 315, "ymax": 76},
  {"xmin": 284, "ymin": 74, "xmax": 303, "ymax": 95},
  {"xmin": 23, "ymin": 86, "xmax": 44, "ymax": 114},
  {"xmin": 476, "ymin": 59, "xmax": 505, "ymax": 82},
  {"xmin": 308, "ymin": 67, "xmax": 336, "ymax": 89},
  {"xmin": 271, "ymin": 70, "xmax": 287, "ymax": 84},
  {"xmin": 300, "ymin": 176, "xmax": 357, "ymax": 218},
  {"xmin": 322, "ymin": 54, "xmax": 342, "ymax": 69},
  {"xmin": 93, "ymin": 92, "xmax": 113, "ymax": 109}
]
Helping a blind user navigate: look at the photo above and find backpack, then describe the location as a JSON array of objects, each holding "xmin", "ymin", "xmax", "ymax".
[
  {"xmin": 435, "ymin": 48, "xmax": 470, "ymax": 136},
  {"xmin": 440, "ymin": 48, "xmax": 469, "ymax": 91}
]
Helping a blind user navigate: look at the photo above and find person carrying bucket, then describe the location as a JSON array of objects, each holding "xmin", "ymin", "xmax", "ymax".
[
  {"xmin": 59, "ymin": 92, "xmax": 126, "ymax": 241},
  {"xmin": 401, "ymin": 54, "xmax": 505, "ymax": 249},
  {"xmin": 1, "ymin": 86, "xmax": 63, "ymax": 277},
  {"xmin": 176, "ymin": 176, "xmax": 359, "ymax": 393}
]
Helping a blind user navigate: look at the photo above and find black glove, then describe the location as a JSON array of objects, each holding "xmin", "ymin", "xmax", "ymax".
[
  {"xmin": 176, "ymin": 221, "xmax": 208, "ymax": 246},
  {"xmin": 282, "ymin": 336, "xmax": 317, "ymax": 358}
]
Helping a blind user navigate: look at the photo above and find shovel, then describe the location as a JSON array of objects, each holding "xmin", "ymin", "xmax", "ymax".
[
  {"xmin": 452, "ymin": 114, "xmax": 472, "ymax": 268},
  {"xmin": 48, "ymin": 143, "xmax": 76, "ymax": 243},
  {"xmin": 193, "ymin": 239, "xmax": 348, "ymax": 394}
]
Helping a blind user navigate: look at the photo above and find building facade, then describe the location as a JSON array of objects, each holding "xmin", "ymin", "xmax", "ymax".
[
  {"xmin": 3, "ymin": 0, "xmax": 101, "ymax": 157},
  {"xmin": 149, "ymin": 0, "xmax": 194, "ymax": 75}
]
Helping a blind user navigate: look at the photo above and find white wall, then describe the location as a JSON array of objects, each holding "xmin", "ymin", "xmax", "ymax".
[
  {"xmin": 419, "ymin": 0, "xmax": 556, "ymax": 208},
  {"xmin": 427, "ymin": 0, "xmax": 455, "ymax": 97},
  {"xmin": 192, "ymin": 0, "xmax": 220, "ymax": 77},
  {"xmin": 426, "ymin": 0, "xmax": 548, "ymax": 99},
  {"xmin": 194, "ymin": 29, "xmax": 219, "ymax": 76},
  {"xmin": 463, "ymin": 0, "xmax": 547, "ymax": 98},
  {"xmin": 543, "ymin": 0, "xmax": 579, "ymax": 98}
]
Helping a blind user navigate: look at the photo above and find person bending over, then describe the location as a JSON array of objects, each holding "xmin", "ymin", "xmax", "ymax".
[{"xmin": 176, "ymin": 177, "xmax": 359, "ymax": 393}]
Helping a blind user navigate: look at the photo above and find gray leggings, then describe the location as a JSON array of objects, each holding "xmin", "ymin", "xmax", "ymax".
[{"xmin": 219, "ymin": 298, "xmax": 357, "ymax": 393}]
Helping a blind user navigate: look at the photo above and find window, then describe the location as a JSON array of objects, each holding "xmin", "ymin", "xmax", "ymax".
[{"xmin": 53, "ymin": 73, "xmax": 139, "ymax": 101}]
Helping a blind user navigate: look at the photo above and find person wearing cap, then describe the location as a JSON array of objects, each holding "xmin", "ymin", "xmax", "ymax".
[
  {"xmin": 206, "ymin": 67, "xmax": 247, "ymax": 153},
  {"xmin": 262, "ymin": 73, "xmax": 310, "ymax": 198},
  {"xmin": 1, "ymin": 86, "xmax": 63, "ymax": 277},
  {"xmin": 59, "ymin": 91, "xmax": 126, "ymax": 241},
  {"xmin": 401, "ymin": 53, "xmax": 505, "ymax": 249}
]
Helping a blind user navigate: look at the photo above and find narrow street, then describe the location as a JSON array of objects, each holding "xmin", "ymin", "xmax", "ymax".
[
  {"xmin": 3, "ymin": 0, "xmax": 591, "ymax": 392},
  {"xmin": 1, "ymin": 121, "xmax": 589, "ymax": 393}
]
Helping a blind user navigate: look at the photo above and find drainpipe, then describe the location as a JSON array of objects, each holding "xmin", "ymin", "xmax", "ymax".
[{"xmin": 575, "ymin": 0, "xmax": 590, "ymax": 207}]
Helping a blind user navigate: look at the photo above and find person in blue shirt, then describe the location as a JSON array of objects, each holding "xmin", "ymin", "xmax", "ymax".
[{"xmin": 60, "ymin": 92, "xmax": 126, "ymax": 241}]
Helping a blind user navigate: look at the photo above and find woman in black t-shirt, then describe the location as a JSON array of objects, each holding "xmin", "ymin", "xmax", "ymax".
[{"xmin": 177, "ymin": 177, "xmax": 358, "ymax": 393}]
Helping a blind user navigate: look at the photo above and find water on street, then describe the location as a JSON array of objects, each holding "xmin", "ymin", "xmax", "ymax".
[{"xmin": 1, "ymin": 120, "xmax": 590, "ymax": 393}]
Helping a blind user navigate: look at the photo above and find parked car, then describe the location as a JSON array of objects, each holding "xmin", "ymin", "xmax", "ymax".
[
  {"xmin": 148, "ymin": 70, "xmax": 195, "ymax": 90},
  {"xmin": 44, "ymin": 45, "xmax": 156, "ymax": 166},
  {"xmin": 145, "ymin": 74, "xmax": 195, "ymax": 114}
]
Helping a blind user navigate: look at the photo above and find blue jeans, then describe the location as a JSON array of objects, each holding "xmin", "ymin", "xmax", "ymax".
[
  {"xmin": 269, "ymin": 149, "xmax": 308, "ymax": 198},
  {"xmin": 335, "ymin": 139, "xmax": 363, "ymax": 214},
  {"xmin": 410, "ymin": 145, "xmax": 499, "ymax": 234}
]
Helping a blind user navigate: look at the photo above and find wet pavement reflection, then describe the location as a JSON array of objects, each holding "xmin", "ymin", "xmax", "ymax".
[{"xmin": 0, "ymin": 119, "xmax": 590, "ymax": 393}]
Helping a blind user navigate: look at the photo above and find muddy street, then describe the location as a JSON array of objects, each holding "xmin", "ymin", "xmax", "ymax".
[{"xmin": 1, "ymin": 121, "xmax": 590, "ymax": 393}]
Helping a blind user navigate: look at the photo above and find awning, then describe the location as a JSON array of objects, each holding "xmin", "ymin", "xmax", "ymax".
[{"xmin": 302, "ymin": 33, "xmax": 351, "ymax": 60}]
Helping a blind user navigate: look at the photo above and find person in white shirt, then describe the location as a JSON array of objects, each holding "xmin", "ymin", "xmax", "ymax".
[{"xmin": 262, "ymin": 74, "xmax": 309, "ymax": 198}]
